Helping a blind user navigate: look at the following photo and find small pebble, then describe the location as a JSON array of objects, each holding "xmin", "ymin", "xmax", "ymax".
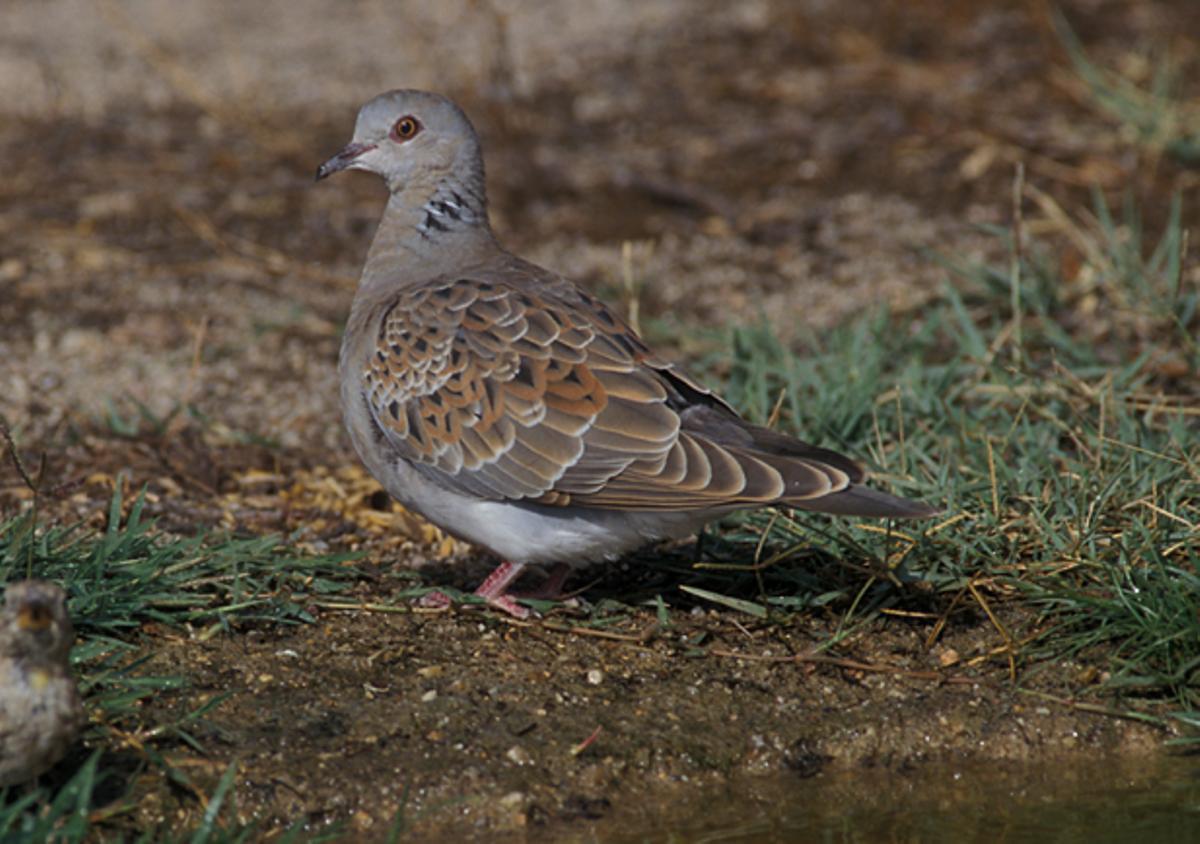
[
  {"xmin": 586, "ymin": 669, "xmax": 604, "ymax": 686},
  {"xmin": 506, "ymin": 745, "xmax": 532, "ymax": 766},
  {"xmin": 499, "ymin": 791, "xmax": 526, "ymax": 808}
]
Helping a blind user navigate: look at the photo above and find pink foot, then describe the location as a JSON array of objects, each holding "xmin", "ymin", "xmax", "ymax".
[
  {"xmin": 418, "ymin": 584, "xmax": 526, "ymax": 617},
  {"xmin": 417, "ymin": 562, "xmax": 573, "ymax": 619},
  {"xmin": 473, "ymin": 561, "xmax": 531, "ymax": 619},
  {"xmin": 418, "ymin": 590, "xmax": 453, "ymax": 610}
]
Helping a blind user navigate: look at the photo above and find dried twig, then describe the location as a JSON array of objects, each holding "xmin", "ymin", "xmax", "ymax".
[{"xmin": 0, "ymin": 420, "xmax": 39, "ymax": 494}]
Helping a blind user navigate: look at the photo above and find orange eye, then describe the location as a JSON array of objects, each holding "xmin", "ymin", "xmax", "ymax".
[{"xmin": 391, "ymin": 116, "xmax": 421, "ymax": 141}]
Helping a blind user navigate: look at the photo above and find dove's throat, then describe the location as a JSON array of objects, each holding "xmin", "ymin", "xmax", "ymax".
[{"xmin": 362, "ymin": 175, "xmax": 499, "ymax": 288}]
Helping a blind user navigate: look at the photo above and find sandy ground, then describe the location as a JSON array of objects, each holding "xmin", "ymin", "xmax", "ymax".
[{"xmin": 1, "ymin": 0, "xmax": 1198, "ymax": 838}]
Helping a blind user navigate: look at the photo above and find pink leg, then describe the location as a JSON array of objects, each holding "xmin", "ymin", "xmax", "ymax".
[
  {"xmin": 419, "ymin": 561, "xmax": 570, "ymax": 619},
  {"xmin": 472, "ymin": 561, "xmax": 530, "ymax": 618}
]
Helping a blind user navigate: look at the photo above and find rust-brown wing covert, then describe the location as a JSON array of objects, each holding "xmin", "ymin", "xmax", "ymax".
[{"xmin": 361, "ymin": 263, "xmax": 860, "ymax": 510}]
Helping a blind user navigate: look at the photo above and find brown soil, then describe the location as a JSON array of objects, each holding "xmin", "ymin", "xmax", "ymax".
[{"xmin": 1, "ymin": 0, "xmax": 1197, "ymax": 839}]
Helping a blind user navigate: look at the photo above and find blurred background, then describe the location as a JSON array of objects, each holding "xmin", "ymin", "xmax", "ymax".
[
  {"xmin": 3, "ymin": 0, "xmax": 1194, "ymax": 449},
  {"xmin": 1, "ymin": 0, "xmax": 1198, "ymax": 838}
]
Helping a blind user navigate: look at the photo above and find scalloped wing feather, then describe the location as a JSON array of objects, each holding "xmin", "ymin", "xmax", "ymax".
[{"xmin": 359, "ymin": 260, "xmax": 931, "ymax": 517}]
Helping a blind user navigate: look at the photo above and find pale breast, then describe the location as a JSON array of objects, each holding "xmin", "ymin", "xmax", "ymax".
[{"xmin": 0, "ymin": 662, "xmax": 84, "ymax": 787}]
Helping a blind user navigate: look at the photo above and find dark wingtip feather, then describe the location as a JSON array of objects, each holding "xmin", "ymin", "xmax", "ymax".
[
  {"xmin": 791, "ymin": 484, "xmax": 941, "ymax": 519},
  {"xmin": 744, "ymin": 424, "xmax": 867, "ymax": 483}
]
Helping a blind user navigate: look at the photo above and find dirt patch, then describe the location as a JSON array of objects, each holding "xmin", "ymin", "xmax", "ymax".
[
  {"xmin": 115, "ymin": 602, "xmax": 1158, "ymax": 839},
  {"xmin": 2, "ymin": 0, "xmax": 1197, "ymax": 839}
]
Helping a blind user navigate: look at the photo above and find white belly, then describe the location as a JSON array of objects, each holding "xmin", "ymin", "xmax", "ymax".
[
  {"xmin": 373, "ymin": 449, "xmax": 710, "ymax": 564},
  {"xmin": 341, "ymin": 370, "xmax": 713, "ymax": 565}
]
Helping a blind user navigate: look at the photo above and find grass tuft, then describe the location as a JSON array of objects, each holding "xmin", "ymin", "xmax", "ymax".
[
  {"xmin": 1057, "ymin": 12, "xmax": 1200, "ymax": 164},
  {"xmin": 0, "ymin": 480, "xmax": 361, "ymax": 839},
  {"xmin": 687, "ymin": 187, "xmax": 1199, "ymax": 725},
  {"xmin": 2, "ymin": 483, "xmax": 361, "ymax": 635}
]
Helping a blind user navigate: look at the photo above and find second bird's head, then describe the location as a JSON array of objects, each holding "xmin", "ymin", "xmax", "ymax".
[
  {"xmin": 315, "ymin": 89, "xmax": 485, "ymax": 196},
  {"xmin": 2, "ymin": 580, "xmax": 75, "ymax": 663}
]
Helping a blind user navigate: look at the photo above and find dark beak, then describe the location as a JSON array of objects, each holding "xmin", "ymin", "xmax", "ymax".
[{"xmin": 315, "ymin": 142, "xmax": 376, "ymax": 181}]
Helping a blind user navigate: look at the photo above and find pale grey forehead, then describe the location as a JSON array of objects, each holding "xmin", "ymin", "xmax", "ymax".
[{"xmin": 353, "ymin": 89, "xmax": 477, "ymax": 139}]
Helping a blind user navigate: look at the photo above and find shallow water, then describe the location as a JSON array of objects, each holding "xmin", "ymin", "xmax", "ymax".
[{"xmin": 575, "ymin": 754, "xmax": 1200, "ymax": 843}]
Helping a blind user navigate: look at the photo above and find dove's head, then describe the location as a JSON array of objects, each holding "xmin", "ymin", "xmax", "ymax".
[
  {"xmin": 316, "ymin": 89, "xmax": 486, "ymax": 198},
  {"xmin": 1, "ymin": 580, "xmax": 75, "ymax": 663}
]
